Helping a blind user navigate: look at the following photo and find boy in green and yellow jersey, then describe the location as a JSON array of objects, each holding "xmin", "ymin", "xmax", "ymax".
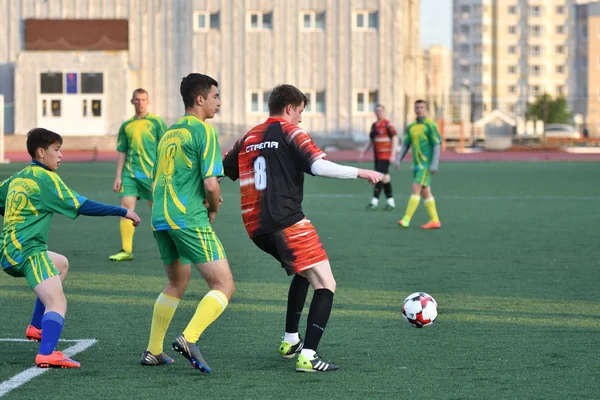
[
  {"xmin": 110, "ymin": 89, "xmax": 167, "ymax": 261},
  {"xmin": 394, "ymin": 100, "xmax": 442, "ymax": 229},
  {"xmin": 1, "ymin": 128, "xmax": 140, "ymax": 368},
  {"xmin": 140, "ymin": 73, "xmax": 234, "ymax": 373}
]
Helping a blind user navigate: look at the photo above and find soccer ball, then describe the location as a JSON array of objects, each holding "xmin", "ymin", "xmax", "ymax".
[{"xmin": 401, "ymin": 292, "xmax": 438, "ymax": 328}]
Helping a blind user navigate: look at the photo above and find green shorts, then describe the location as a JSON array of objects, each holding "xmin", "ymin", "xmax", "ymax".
[
  {"xmin": 3, "ymin": 251, "xmax": 60, "ymax": 290},
  {"xmin": 413, "ymin": 168, "xmax": 432, "ymax": 187},
  {"xmin": 153, "ymin": 227, "xmax": 227, "ymax": 265},
  {"xmin": 120, "ymin": 176, "xmax": 153, "ymax": 200}
]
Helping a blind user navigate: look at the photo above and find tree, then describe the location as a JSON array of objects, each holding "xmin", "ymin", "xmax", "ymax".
[{"xmin": 526, "ymin": 94, "xmax": 572, "ymax": 124}]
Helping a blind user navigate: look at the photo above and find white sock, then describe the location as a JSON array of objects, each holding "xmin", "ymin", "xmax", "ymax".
[
  {"xmin": 370, "ymin": 197, "xmax": 379, "ymax": 206},
  {"xmin": 283, "ymin": 332, "xmax": 300, "ymax": 344},
  {"xmin": 300, "ymin": 348, "xmax": 317, "ymax": 359},
  {"xmin": 387, "ymin": 198, "xmax": 395, "ymax": 207}
]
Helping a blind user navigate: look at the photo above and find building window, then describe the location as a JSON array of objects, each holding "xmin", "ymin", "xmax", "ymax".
[
  {"xmin": 354, "ymin": 10, "xmax": 378, "ymax": 30},
  {"xmin": 530, "ymin": 65, "xmax": 544, "ymax": 77},
  {"xmin": 530, "ymin": 85, "xmax": 541, "ymax": 96},
  {"xmin": 472, "ymin": 5, "xmax": 482, "ymax": 15},
  {"xmin": 509, "ymin": 45, "xmax": 517, "ymax": 54},
  {"xmin": 194, "ymin": 11, "xmax": 220, "ymax": 31},
  {"xmin": 460, "ymin": 5, "xmax": 470, "ymax": 15},
  {"xmin": 508, "ymin": 25, "xmax": 518, "ymax": 35},
  {"xmin": 556, "ymin": 85, "xmax": 565, "ymax": 96},
  {"xmin": 530, "ymin": 45, "xmax": 543, "ymax": 57},
  {"xmin": 529, "ymin": 25, "xmax": 543, "ymax": 37},
  {"xmin": 474, "ymin": 64, "xmax": 482, "ymax": 73},
  {"xmin": 508, "ymin": 65, "xmax": 517, "ymax": 74},
  {"xmin": 248, "ymin": 11, "xmax": 273, "ymax": 30},
  {"xmin": 474, "ymin": 44, "xmax": 483, "ymax": 55},
  {"xmin": 529, "ymin": 5, "xmax": 543, "ymax": 17},
  {"xmin": 556, "ymin": 65, "xmax": 565, "ymax": 74},
  {"xmin": 355, "ymin": 90, "xmax": 378, "ymax": 113},
  {"xmin": 300, "ymin": 11, "xmax": 325, "ymax": 30},
  {"xmin": 508, "ymin": 85, "xmax": 517, "ymax": 94},
  {"xmin": 81, "ymin": 73, "xmax": 103, "ymax": 93},
  {"xmin": 556, "ymin": 45, "xmax": 566, "ymax": 54},
  {"xmin": 474, "ymin": 24, "xmax": 482, "ymax": 34},
  {"xmin": 40, "ymin": 72, "xmax": 63, "ymax": 93},
  {"xmin": 304, "ymin": 91, "xmax": 326, "ymax": 114},
  {"xmin": 460, "ymin": 24, "xmax": 470, "ymax": 34},
  {"xmin": 508, "ymin": 104, "xmax": 516, "ymax": 114},
  {"xmin": 248, "ymin": 91, "xmax": 270, "ymax": 113},
  {"xmin": 460, "ymin": 44, "xmax": 470, "ymax": 54},
  {"xmin": 556, "ymin": 25, "xmax": 565, "ymax": 35},
  {"xmin": 460, "ymin": 65, "xmax": 470, "ymax": 74},
  {"xmin": 508, "ymin": 5, "xmax": 517, "ymax": 15},
  {"xmin": 556, "ymin": 5, "xmax": 565, "ymax": 14}
]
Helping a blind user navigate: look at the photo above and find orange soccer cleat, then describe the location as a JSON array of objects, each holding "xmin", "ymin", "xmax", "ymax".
[
  {"xmin": 25, "ymin": 325, "xmax": 42, "ymax": 342},
  {"xmin": 36, "ymin": 351, "xmax": 81, "ymax": 369},
  {"xmin": 420, "ymin": 221, "xmax": 441, "ymax": 229}
]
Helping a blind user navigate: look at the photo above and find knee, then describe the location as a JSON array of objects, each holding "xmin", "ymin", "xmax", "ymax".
[
  {"xmin": 382, "ymin": 174, "xmax": 391, "ymax": 184},
  {"xmin": 54, "ymin": 255, "xmax": 69, "ymax": 278}
]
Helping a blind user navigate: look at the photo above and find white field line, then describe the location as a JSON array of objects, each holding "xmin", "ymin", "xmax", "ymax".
[
  {"xmin": 222, "ymin": 193, "xmax": 600, "ymax": 201},
  {"xmin": 0, "ymin": 338, "xmax": 97, "ymax": 398}
]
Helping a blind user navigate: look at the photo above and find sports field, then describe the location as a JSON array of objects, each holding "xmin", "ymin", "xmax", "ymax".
[{"xmin": 1, "ymin": 160, "xmax": 599, "ymax": 399}]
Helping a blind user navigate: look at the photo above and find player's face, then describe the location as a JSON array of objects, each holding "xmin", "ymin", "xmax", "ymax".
[
  {"xmin": 289, "ymin": 103, "xmax": 305, "ymax": 125},
  {"xmin": 39, "ymin": 142, "xmax": 62, "ymax": 171},
  {"xmin": 201, "ymin": 85, "xmax": 221, "ymax": 119},
  {"xmin": 131, "ymin": 92, "xmax": 149, "ymax": 114},
  {"xmin": 415, "ymin": 102, "xmax": 428, "ymax": 119},
  {"xmin": 375, "ymin": 106, "xmax": 384, "ymax": 120}
]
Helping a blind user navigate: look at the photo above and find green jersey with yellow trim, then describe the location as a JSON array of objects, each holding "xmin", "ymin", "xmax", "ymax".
[
  {"xmin": 403, "ymin": 117, "xmax": 441, "ymax": 171},
  {"xmin": 151, "ymin": 114, "xmax": 224, "ymax": 231},
  {"xmin": 117, "ymin": 113, "xmax": 167, "ymax": 179},
  {"xmin": 0, "ymin": 165, "xmax": 87, "ymax": 269}
]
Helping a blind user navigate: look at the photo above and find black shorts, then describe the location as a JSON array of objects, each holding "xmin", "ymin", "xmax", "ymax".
[
  {"xmin": 251, "ymin": 219, "xmax": 328, "ymax": 276},
  {"xmin": 374, "ymin": 159, "xmax": 390, "ymax": 174}
]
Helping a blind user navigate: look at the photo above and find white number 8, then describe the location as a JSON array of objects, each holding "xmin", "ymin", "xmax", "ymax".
[{"xmin": 254, "ymin": 156, "xmax": 267, "ymax": 190}]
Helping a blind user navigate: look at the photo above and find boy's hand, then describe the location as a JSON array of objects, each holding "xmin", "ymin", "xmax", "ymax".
[{"xmin": 125, "ymin": 210, "xmax": 141, "ymax": 227}]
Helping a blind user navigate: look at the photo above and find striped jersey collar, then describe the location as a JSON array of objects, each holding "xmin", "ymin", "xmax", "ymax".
[{"xmin": 31, "ymin": 160, "xmax": 51, "ymax": 171}]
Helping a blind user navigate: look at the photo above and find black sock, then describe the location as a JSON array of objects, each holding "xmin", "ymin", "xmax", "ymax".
[
  {"xmin": 383, "ymin": 182, "xmax": 392, "ymax": 198},
  {"xmin": 285, "ymin": 274, "xmax": 310, "ymax": 334},
  {"xmin": 304, "ymin": 288, "xmax": 334, "ymax": 352},
  {"xmin": 373, "ymin": 182, "xmax": 383, "ymax": 198}
]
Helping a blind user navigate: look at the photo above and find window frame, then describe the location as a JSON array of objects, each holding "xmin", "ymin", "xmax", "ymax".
[
  {"xmin": 353, "ymin": 89, "xmax": 378, "ymax": 114},
  {"xmin": 300, "ymin": 10, "xmax": 326, "ymax": 31},
  {"xmin": 247, "ymin": 11, "xmax": 273, "ymax": 31},
  {"xmin": 353, "ymin": 10, "xmax": 378, "ymax": 31},
  {"xmin": 247, "ymin": 90, "xmax": 270, "ymax": 114}
]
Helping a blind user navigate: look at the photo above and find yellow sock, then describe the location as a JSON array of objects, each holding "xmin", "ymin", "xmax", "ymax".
[
  {"xmin": 403, "ymin": 195, "xmax": 421, "ymax": 222},
  {"xmin": 120, "ymin": 218, "xmax": 135, "ymax": 253},
  {"xmin": 183, "ymin": 290, "xmax": 228, "ymax": 343},
  {"xmin": 147, "ymin": 292, "xmax": 180, "ymax": 355},
  {"xmin": 424, "ymin": 197, "xmax": 440, "ymax": 223}
]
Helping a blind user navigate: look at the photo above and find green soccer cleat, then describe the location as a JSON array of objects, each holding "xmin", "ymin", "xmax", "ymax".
[
  {"xmin": 172, "ymin": 334, "xmax": 211, "ymax": 373},
  {"xmin": 279, "ymin": 339, "xmax": 304, "ymax": 359},
  {"xmin": 366, "ymin": 204, "xmax": 378, "ymax": 211},
  {"xmin": 109, "ymin": 250, "xmax": 133, "ymax": 262},
  {"xmin": 385, "ymin": 205, "xmax": 395, "ymax": 211},
  {"xmin": 296, "ymin": 353, "xmax": 339, "ymax": 372},
  {"xmin": 398, "ymin": 218, "xmax": 410, "ymax": 228},
  {"xmin": 140, "ymin": 351, "xmax": 174, "ymax": 366}
]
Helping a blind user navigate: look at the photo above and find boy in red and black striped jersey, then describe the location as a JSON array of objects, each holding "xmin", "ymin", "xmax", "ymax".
[
  {"xmin": 223, "ymin": 84, "xmax": 382, "ymax": 372},
  {"xmin": 359, "ymin": 104, "xmax": 399, "ymax": 210}
]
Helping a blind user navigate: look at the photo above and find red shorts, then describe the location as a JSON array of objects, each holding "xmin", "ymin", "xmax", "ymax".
[{"xmin": 252, "ymin": 218, "xmax": 328, "ymax": 275}]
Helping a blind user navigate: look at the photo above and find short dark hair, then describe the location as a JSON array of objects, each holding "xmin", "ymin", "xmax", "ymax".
[
  {"xmin": 375, "ymin": 104, "xmax": 385, "ymax": 110},
  {"xmin": 415, "ymin": 99, "xmax": 428, "ymax": 108},
  {"xmin": 26, "ymin": 128, "xmax": 63, "ymax": 158},
  {"xmin": 132, "ymin": 88, "xmax": 148, "ymax": 98},
  {"xmin": 180, "ymin": 73, "xmax": 218, "ymax": 108},
  {"xmin": 268, "ymin": 84, "xmax": 309, "ymax": 116}
]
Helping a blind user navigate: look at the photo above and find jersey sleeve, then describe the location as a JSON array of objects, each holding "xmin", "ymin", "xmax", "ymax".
[
  {"xmin": 116, "ymin": 122, "xmax": 128, "ymax": 153},
  {"xmin": 0, "ymin": 177, "xmax": 10, "ymax": 207},
  {"xmin": 42, "ymin": 174, "xmax": 88, "ymax": 219},
  {"xmin": 427, "ymin": 121, "xmax": 442, "ymax": 145},
  {"xmin": 387, "ymin": 122, "xmax": 398, "ymax": 137},
  {"xmin": 223, "ymin": 137, "xmax": 243, "ymax": 181},
  {"xmin": 403, "ymin": 126, "xmax": 412, "ymax": 146},
  {"xmin": 198, "ymin": 125, "xmax": 224, "ymax": 179},
  {"xmin": 369, "ymin": 123, "xmax": 377, "ymax": 140},
  {"xmin": 285, "ymin": 126, "xmax": 326, "ymax": 175}
]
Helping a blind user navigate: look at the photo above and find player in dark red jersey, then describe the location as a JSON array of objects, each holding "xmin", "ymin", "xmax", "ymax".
[
  {"xmin": 223, "ymin": 84, "xmax": 381, "ymax": 372},
  {"xmin": 358, "ymin": 104, "xmax": 399, "ymax": 210}
]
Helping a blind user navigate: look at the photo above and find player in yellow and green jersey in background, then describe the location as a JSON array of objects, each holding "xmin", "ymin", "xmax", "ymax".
[
  {"xmin": 140, "ymin": 73, "xmax": 234, "ymax": 373},
  {"xmin": 394, "ymin": 100, "xmax": 442, "ymax": 229},
  {"xmin": 110, "ymin": 89, "xmax": 166, "ymax": 261}
]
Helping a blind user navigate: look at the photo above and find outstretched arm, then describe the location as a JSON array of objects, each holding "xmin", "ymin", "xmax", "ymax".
[
  {"xmin": 310, "ymin": 159, "xmax": 382, "ymax": 184},
  {"xmin": 78, "ymin": 200, "xmax": 141, "ymax": 226},
  {"xmin": 430, "ymin": 145, "xmax": 441, "ymax": 174}
]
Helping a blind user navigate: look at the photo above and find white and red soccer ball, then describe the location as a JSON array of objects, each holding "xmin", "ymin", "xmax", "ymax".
[{"xmin": 401, "ymin": 292, "xmax": 438, "ymax": 328}]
